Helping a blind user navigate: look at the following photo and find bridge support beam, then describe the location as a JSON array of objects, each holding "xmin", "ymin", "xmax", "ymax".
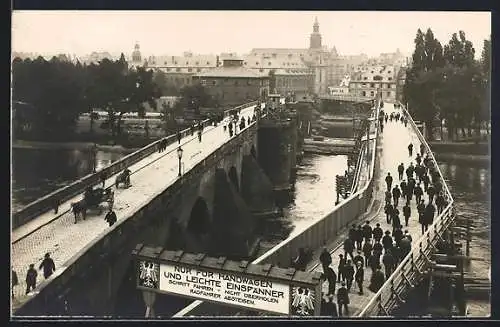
[{"xmin": 241, "ymin": 154, "xmax": 277, "ymax": 217}]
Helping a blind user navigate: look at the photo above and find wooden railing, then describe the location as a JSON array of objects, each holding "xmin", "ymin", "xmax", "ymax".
[
  {"xmin": 12, "ymin": 101, "xmax": 258, "ymax": 229},
  {"xmin": 358, "ymin": 102, "xmax": 455, "ymax": 317}
]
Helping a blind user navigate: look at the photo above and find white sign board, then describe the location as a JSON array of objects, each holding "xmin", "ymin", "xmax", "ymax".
[{"xmin": 159, "ymin": 263, "xmax": 290, "ymax": 314}]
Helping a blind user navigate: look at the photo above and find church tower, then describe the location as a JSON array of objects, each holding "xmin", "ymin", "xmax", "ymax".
[
  {"xmin": 309, "ymin": 17, "xmax": 322, "ymax": 50},
  {"xmin": 132, "ymin": 42, "xmax": 142, "ymax": 63}
]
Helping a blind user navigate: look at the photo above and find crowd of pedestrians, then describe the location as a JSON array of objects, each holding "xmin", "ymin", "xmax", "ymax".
[{"xmin": 317, "ymin": 103, "xmax": 449, "ymax": 317}]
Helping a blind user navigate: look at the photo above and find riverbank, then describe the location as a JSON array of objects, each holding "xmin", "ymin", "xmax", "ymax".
[
  {"xmin": 433, "ymin": 153, "xmax": 490, "ymax": 167},
  {"xmin": 12, "ymin": 140, "xmax": 138, "ymax": 153},
  {"xmin": 429, "ymin": 141, "xmax": 489, "ymax": 156}
]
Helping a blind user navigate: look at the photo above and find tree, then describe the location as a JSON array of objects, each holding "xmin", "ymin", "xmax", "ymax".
[
  {"xmin": 176, "ymin": 83, "xmax": 219, "ymax": 116},
  {"xmin": 480, "ymin": 37, "xmax": 491, "ymax": 134}
]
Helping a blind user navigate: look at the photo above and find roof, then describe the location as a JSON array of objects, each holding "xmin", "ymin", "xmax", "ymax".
[
  {"xmin": 193, "ymin": 67, "xmax": 268, "ymax": 78},
  {"xmin": 350, "ymin": 65, "xmax": 398, "ymax": 83},
  {"xmin": 146, "ymin": 54, "xmax": 218, "ymax": 68},
  {"xmin": 273, "ymin": 68, "xmax": 310, "ymax": 76}
]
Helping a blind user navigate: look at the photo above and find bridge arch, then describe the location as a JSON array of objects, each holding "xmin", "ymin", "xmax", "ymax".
[
  {"xmin": 187, "ymin": 197, "xmax": 211, "ymax": 236},
  {"xmin": 228, "ymin": 166, "xmax": 239, "ymax": 191}
]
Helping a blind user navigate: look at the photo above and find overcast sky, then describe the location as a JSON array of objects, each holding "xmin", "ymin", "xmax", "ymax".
[{"xmin": 12, "ymin": 11, "xmax": 491, "ymax": 59}]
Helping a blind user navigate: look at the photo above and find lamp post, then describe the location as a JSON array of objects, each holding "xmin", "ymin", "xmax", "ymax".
[{"xmin": 177, "ymin": 146, "xmax": 183, "ymax": 177}]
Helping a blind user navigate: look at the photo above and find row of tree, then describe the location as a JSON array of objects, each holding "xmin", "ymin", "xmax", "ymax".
[
  {"xmin": 403, "ymin": 29, "xmax": 490, "ymax": 141},
  {"xmin": 12, "ymin": 55, "xmax": 217, "ymax": 141}
]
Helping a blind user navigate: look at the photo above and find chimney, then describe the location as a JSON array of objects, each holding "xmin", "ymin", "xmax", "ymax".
[{"xmin": 216, "ymin": 55, "xmax": 220, "ymax": 67}]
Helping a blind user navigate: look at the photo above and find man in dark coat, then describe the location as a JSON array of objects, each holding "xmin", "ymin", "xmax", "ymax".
[
  {"xmin": 320, "ymin": 247, "xmax": 332, "ymax": 273},
  {"xmin": 407, "ymin": 177, "xmax": 416, "ymax": 202},
  {"xmin": 422, "ymin": 173, "xmax": 430, "ymax": 192},
  {"xmin": 436, "ymin": 192, "xmax": 446, "ymax": 214},
  {"xmin": 397, "ymin": 163, "xmax": 404, "ymax": 180},
  {"xmin": 373, "ymin": 223, "xmax": 383, "ymax": 243},
  {"xmin": 408, "ymin": 143, "xmax": 413, "ymax": 156},
  {"xmin": 427, "ymin": 184, "xmax": 436, "ymax": 203},
  {"xmin": 400, "ymin": 180, "xmax": 408, "ymax": 199},
  {"xmin": 392, "ymin": 185, "xmax": 401, "ymax": 207},
  {"xmin": 369, "ymin": 267, "xmax": 385, "ymax": 293},
  {"xmin": 414, "ymin": 184, "xmax": 423, "ymax": 205},
  {"xmin": 391, "ymin": 211, "xmax": 401, "ymax": 233},
  {"xmin": 12, "ymin": 269, "xmax": 18, "ymax": 298},
  {"xmin": 385, "ymin": 190, "xmax": 392, "ymax": 205},
  {"xmin": 420, "ymin": 143, "xmax": 426, "ymax": 156},
  {"xmin": 382, "ymin": 231, "xmax": 393, "ymax": 250},
  {"xmin": 423, "ymin": 203, "xmax": 436, "ymax": 232},
  {"xmin": 39, "ymin": 253, "xmax": 55, "ymax": 279},
  {"xmin": 406, "ymin": 163, "xmax": 415, "ymax": 180},
  {"xmin": 403, "ymin": 202, "xmax": 411, "ymax": 227},
  {"xmin": 368, "ymin": 250, "xmax": 380, "ymax": 272},
  {"xmin": 323, "ymin": 265, "xmax": 337, "ymax": 295},
  {"xmin": 327, "ymin": 295, "xmax": 339, "ymax": 317},
  {"xmin": 385, "ymin": 172, "xmax": 393, "ymax": 192},
  {"xmin": 355, "ymin": 225, "xmax": 364, "ymax": 250},
  {"xmin": 373, "ymin": 240, "xmax": 383, "ymax": 259},
  {"xmin": 338, "ymin": 254, "xmax": 347, "ymax": 282},
  {"xmin": 393, "ymin": 225, "xmax": 404, "ymax": 248},
  {"xmin": 384, "ymin": 202, "xmax": 393, "ymax": 224},
  {"xmin": 353, "ymin": 250, "xmax": 364, "ymax": 268},
  {"xmin": 362, "ymin": 240, "xmax": 373, "ymax": 267},
  {"xmin": 105, "ymin": 208, "xmax": 117, "ymax": 227},
  {"xmin": 382, "ymin": 249, "xmax": 395, "ymax": 279},
  {"xmin": 337, "ymin": 282, "xmax": 349, "ymax": 317},
  {"xmin": 343, "ymin": 238, "xmax": 355, "ymax": 260},
  {"xmin": 400, "ymin": 235, "xmax": 412, "ymax": 258},
  {"xmin": 355, "ymin": 261, "xmax": 365, "ymax": 295},
  {"xmin": 417, "ymin": 200, "xmax": 427, "ymax": 235},
  {"xmin": 344, "ymin": 260, "xmax": 355, "ymax": 291},
  {"xmin": 177, "ymin": 130, "xmax": 182, "ymax": 144},
  {"xmin": 26, "ymin": 264, "xmax": 37, "ymax": 294},
  {"xmin": 362, "ymin": 221, "xmax": 372, "ymax": 244},
  {"xmin": 348, "ymin": 224, "xmax": 357, "ymax": 242}
]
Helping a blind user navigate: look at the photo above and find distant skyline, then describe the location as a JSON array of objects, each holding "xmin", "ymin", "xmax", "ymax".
[{"xmin": 12, "ymin": 11, "xmax": 491, "ymax": 59}]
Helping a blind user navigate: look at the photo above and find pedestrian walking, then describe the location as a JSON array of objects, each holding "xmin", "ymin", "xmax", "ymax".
[
  {"xmin": 348, "ymin": 224, "xmax": 357, "ymax": 242},
  {"xmin": 362, "ymin": 221, "xmax": 372, "ymax": 243},
  {"xmin": 414, "ymin": 184, "xmax": 423, "ymax": 204},
  {"xmin": 422, "ymin": 173, "xmax": 430, "ymax": 192},
  {"xmin": 52, "ymin": 197, "xmax": 59, "ymax": 215},
  {"xmin": 404, "ymin": 230, "xmax": 412, "ymax": 243},
  {"xmin": 392, "ymin": 185, "xmax": 401, "ymax": 207},
  {"xmin": 407, "ymin": 177, "xmax": 416, "ymax": 202},
  {"xmin": 368, "ymin": 267, "xmax": 385, "ymax": 293},
  {"xmin": 327, "ymin": 295, "xmax": 339, "ymax": 317},
  {"xmin": 391, "ymin": 210, "xmax": 401, "ymax": 233},
  {"xmin": 355, "ymin": 262, "xmax": 365, "ymax": 295},
  {"xmin": 385, "ymin": 173, "xmax": 393, "ymax": 192},
  {"xmin": 403, "ymin": 202, "xmax": 411, "ymax": 227},
  {"xmin": 385, "ymin": 190, "xmax": 392, "ymax": 205},
  {"xmin": 337, "ymin": 282, "xmax": 349, "ymax": 316},
  {"xmin": 400, "ymin": 235, "xmax": 412, "ymax": 258},
  {"xmin": 26, "ymin": 264, "xmax": 37, "ymax": 294},
  {"xmin": 382, "ymin": 249, "xmax": 395, "ymax": 279},
  {"xmin": 397, "ymin": 163, "xmax": 404, "ymax": 180},
  {"xmin": 353, "ymin": 250, "xmax": 364, "ymax": 268},
  {"xmin": 427, "ymin": 184, "xmax": 436, "ymax": 203},
  {"xmin": 362, "ymin": 240, "xmax": 373, "ymax": 267},
  {"xmin": 344, "ymin": 260, "xmax": 355, "ymax": 291},
  {"xmin": 423, "ymin": 202, "xmax": 436, "ymax": 232},
  {"xmin": 420, "ymin": 143, "xmax": 425, "ymax": 157},
  {"xmin": 408, "ymin": 143, "xmax": 413, "ymax": 156},
  {"xmin": 177, "ymin": 130, "xmax": 182, "ymax": 144},
  {"xmin": 382, "ymin": 231, "xmax": 393, "ymax": 250},
  {"xmin": 373, "ymin": 223, "xmax": 383, "ymax": 243},
  {"xmin": 338, "ymin": 254, "xmax": 346, "ymax": 282},
  {"xmin": 384, "ymin": 202, "xmax": 393, "ymax": 224},
  {"xmin": 12, "ymin": 269, "xmax": 18, "ymax": 298},
  {"xmin": 416, "ymin": 153, "xmax": 422, "ymax": 166},
  {"xmin": 355, "ymin": 225, "xmax": 363, "ymax": 250},
  {"xmin": 417, "ymin": 200, "xmax": 426, "ymax": 235},
  {"xmin": 393, "ymin": 225, "xmax": 404, "ymax": 248},
  {"xmin": 436, "ymin": 192, "xmax": 445, "ymax": 214},
  {"xmin": 323, "ymin": 265, "xmax": 337, "ymax": 295},
  {"xmin": 105, "ymin": 208, "xmax": 117, "ymax": 227},
  {"xmin": 368, "ymin": 250, "xmax": 380, "ymax": 271},
  {"xmin": 373, "ymin": 240, "xmax": 383, "ymax": 259},
  {"xmin": 39, "ymin": 253, "xmax": 56, "ymax": 279},
  {"xmin": 343, "ymin": 238, "xmax": 355, "ymax": 260},
  {"xmin": 320, "ymin": 247, "xmax": 332, "ymax": 273},
  {"xmin": 400, "ymin": 180, "xmax": 408, "ymax": 199}
]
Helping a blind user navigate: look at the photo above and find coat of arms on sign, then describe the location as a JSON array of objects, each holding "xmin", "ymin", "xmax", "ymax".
[
  {"xmin": 138, "ymin": 260, "xmax": 160, "ymax": 289},
  {"xmin": 291, "ymin": 286, "xmax": 315, "ymax": 316}
]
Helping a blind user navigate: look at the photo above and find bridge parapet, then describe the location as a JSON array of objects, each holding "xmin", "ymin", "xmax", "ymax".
[
  {"xmin": 358, "ymin": 102, "xmax": 455, "ymax": 317},
  {"xmin": 12, "ymin": 101, "xmax": 258, "ymax": 229}
]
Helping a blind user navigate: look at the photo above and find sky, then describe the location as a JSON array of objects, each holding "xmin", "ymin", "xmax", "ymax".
[{"xmin": 12, "ymin": 11, "xmax": 491, "ymax": 59}]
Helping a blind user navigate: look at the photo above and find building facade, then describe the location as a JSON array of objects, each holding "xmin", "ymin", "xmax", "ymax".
[
  {"xmin": 146, "ymin": 51, "xmax": 219, "ymax": 92},
  {"xmin": 192, "ymin": 58, "xmax": 269, "ymax": 107},
  {"xmin": 349, "ymin": 65, "xmax": 399, "ymax": 102}
]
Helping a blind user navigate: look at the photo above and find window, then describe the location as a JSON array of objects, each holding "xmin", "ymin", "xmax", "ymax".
[
  {"xmin": 388, "ymin": 77, "xmax": 393, "ymax": 81},
  {"xmin": 244, "ymin": 62, "xmax": 247, "ymax": 65},
  {"xmin": 370, "ymin": 83, "xmax": 375, "ymax": 88},
  {"xmin": 207, "ymin": 61, "xmax": 210, "ymax": 65},
  {"xmin": 256, "ymin": 62, "xmax": 259, "ymax": 65},
  {"xmin": 362, "ymin": 83, "xmax": 366, "ymax": 87},
  {"xmin": 388, "ymin": 71, "xmax": 391, "ymax": 74},
  {"xmin": 186, "ymin": 61, "xmax": 189, "ymax": 65},
  {"xmin": 363, "ymin": 76, "xmax": 368, "ymax": 80},
  {"xmin": 195, "ymin": 62, "xmax": 199, "ymax": 65},
  {"xmin": 212, "ymin": 80, "xmax": 217, "ymax": 85},
  {"xmin": 234, "ymin": 80, "xmax": 239, "ymax": 86},
  {"xmin": 166, "ymin": 68, "xmax": 171, "ymax": 72},
  {"xmin": 197, "ymin": 68, "xmax": 201, "ymax": 72},
  {"xmin": 164, "ymin": 61, "xmax": 168, "ymax": 65},
  {"xmin": 362, "ymin": 91, "xmax": 366, "ymax": 96},
  {"xmin": 176, "ymin": 68, "xmax": 181, "ymax": 72},
  {"xmin": 370, "ymin": 91, "xmax": 374, "ymax": 96},
  {"xmin": 268, "ymin": 62, "xmax": 272, "ymax": 66},
  {"xmin": 188, "ymin": 68, "xmax": 192, "ymax": 72},
  {"xmin": 259, "ymin": 69, "xmax": 264, "ymax": 73},
  {"xmin": 201, "ymin": 80, "xmax": 207, "ymax": 85},
  {"xmin": 387, "ymin": 91, "xmax": 391, "ymax": 97},
  {"xmin": 174, "ymin": 61, "xmax": 178, "ymax": 65}
]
